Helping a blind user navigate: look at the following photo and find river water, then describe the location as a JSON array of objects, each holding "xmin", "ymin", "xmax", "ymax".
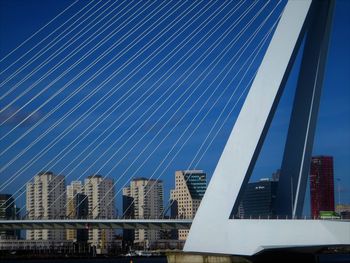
[
  {"xmin": 1, "ymin": 254, "xmax": 350, "ymax": 263},
  {"xmin": 0, "ymin": 257, "xmax": 167, "ymax": 263}
]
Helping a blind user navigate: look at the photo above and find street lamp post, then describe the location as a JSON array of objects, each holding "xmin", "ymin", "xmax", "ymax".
[{"xmin": 336, "ymin": 178, "xmax": 341, "ymax": 206}]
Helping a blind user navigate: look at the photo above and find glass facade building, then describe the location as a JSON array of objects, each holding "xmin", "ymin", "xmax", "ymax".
[
  {"xmin": 183, "ymin": 172, "xmax": 207, "ymax": 199},
  {"xmin": 239, "ymin": 179, "xmax": 278, "ymax": 218}
]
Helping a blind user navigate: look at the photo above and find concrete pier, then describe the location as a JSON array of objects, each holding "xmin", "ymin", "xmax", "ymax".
[{"xmin": 166, "ymin": 252, "xmax": 251, "ymax": 263}]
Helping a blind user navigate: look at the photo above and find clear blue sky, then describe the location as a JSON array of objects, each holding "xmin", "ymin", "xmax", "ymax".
[{"xmin": 0, "ymin": 0, "xmax": 349, "ymax": 216}]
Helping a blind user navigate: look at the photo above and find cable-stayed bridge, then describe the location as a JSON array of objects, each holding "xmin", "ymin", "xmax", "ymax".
[{"xmin": 0, "ymin": 0, "xmax": 349, "ymax": 257}]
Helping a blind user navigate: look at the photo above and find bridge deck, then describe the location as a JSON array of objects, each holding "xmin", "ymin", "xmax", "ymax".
[
  {"xmin": 0, "ymin": 219, "xmax": 347, "ymax": 230},
  {"xmin": 0, "ymin": 219, "xmax": 193, "ymax": 230}
]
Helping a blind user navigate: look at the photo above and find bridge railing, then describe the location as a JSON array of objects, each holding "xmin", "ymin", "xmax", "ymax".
[
  {"xmin": 16, "ymin": 215, "xmax": 188, "ymax": 221},
  {"xmin": 235, "ymin": 215, "xmax": 347, "ymax": 220},
  {"xmin": 10, "ymin": 216, "xmax": 348, "ymax": 221}
]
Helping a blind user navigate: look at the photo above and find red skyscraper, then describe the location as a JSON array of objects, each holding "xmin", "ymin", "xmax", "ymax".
[{"xmin": 310, "ymin": 156, "xmax": 335, "ymax": 218}]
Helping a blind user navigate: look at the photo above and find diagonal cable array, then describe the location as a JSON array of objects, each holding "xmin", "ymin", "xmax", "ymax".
[
  {"xmin": 0, "ymin": 0, "xmax": 180, "ymax": 173},
  {"xmin": 2, "ymin": 0, "xmax": 165, "ymax": 198},
  {"xmin": 10, "ymin": 0, "xmax": 243, "ymax": 216},
  {"xmin": 0, "ymin": 0, "xmax": 167, "ymax": 141},
  {"xmin": 0, "ymin": 0, "xmax": 99, "ymax": 80},
  {"xmin": 116, "ymin": 1, "xmax": 283, "ymax": 219},
  {"xmin": 0, "ymin": 0, "xmax": 286, "ymax": 221},
  {"xmin": 158, "ymin": 13, "xmax": 283, "ymax": 219},
  {"xmin": 0, "ymin": 0, "xmax": 79, "ymax": 63},
  {"xmin": 0, "ymin": 0, "xmax": 208, "ymax": 200},
  {"xmin": 49, "ymin": 0, "xmax": 256, "ymax": 217},
  {"xmin": 2, "ymin": 0, "xmax": 237, "ymax": 208},
  {"xmin": 71, "ymin": 0, "xmax": 280, "ymax": 219},
  {"xmin": 0, "ymin": 1, "xmax": 153, "ymax": 120},
  {"xmin": 13, "ymin": 0, "xmax": 274, "ymax": 216},
  {"xmin": 0, "ymin": 0, "xmax": 128, "ymax": 108}
]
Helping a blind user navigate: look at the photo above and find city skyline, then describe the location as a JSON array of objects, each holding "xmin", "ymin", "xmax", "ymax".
[
  {"xmin": 0, "ymin": 0, "xmax": 349, "ymax": 217},
  {"xmin": 1, "ymin": 160, "xmax": 343, "ymax": 220}
]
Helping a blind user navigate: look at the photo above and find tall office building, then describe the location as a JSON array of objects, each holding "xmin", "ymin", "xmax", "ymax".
[
  {"xmin": 122, "ymin": 178, "xmax": 163, "ymax": 247},
  {"xmin": 239, "ymin": 178, "xmax": 278, "ymax": 218},
  {"xmin": 83, "ymin": 175, "xmax": 115, "ymax": 252},
  {"xmin": 0, "ymin": 194, "xmax": 20, "ymax": 239},
  {"xmin": 66, "ymin": 181, "xmax": 88, "ymax": 242},
  {"xmin": 26, "ymin": 171, "xmax": 66, "ymax": 240},
  {"xmin": 310, "ymin": 156, "xmax": 335, "ymax": 218},
  {"xmin": 170, "ymin": 170, "xmax": 206, "ymax": 240}
]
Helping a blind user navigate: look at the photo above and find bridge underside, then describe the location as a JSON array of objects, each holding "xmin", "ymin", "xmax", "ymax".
[
  {"xmin": 0, "ymin": 219, "xmax": 348, "ymax": 255},
  {"xmin": 0, "ymin": 219, "xmax": 192, "ymax": 230},
  {"xmin": 186, "ymin": 219, "xmax": 350, "ymax": 255}
]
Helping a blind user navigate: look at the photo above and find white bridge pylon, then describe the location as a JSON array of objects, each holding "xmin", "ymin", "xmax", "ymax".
[{"xmin": 185, "ymin": 0, "xmax": 350, "ymax": 256}]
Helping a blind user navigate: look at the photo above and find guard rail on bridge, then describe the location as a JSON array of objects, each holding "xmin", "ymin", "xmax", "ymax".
[{"xmin": 0, "ymin": 219, "xmax": 192, "ymax": 230}]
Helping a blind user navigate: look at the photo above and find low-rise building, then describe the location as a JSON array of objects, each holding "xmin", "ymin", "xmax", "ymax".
[
  {"xmin": 0, "ymin": 194, "xmax": 20, "ymax": 240},
  {"xmin": 336, "ymin": 204, "xmax": 350, "ymax": 219}
]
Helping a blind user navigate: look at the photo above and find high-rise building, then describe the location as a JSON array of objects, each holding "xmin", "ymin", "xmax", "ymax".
[
  {"xmin": 239, "ymin": 178, "xmax": 278, "ymax": 219},
  {"xmin": 83, "ymin": 175, "xmax": 115, "ymax": 252},
  {"xmin": 66, "ymin": 181, "xmax": 88, "ymax": 242},
  {"xmin": 0, "ymin": 194, "xmax": 20, "ymax": 239},
  {"xmin": 310, "ymin": 156, "xmax": 335, "ymax": 218},
  {"xmin": 170, "ymin": 170, "xmax": 206, "ymax": 240},
  {"xmin": 26, "ymin": 171, "xmax": 66, "ymax": 240},
  {"xmin": 122, "ymin": 178, "xmax": 163, "ymax": 247}
]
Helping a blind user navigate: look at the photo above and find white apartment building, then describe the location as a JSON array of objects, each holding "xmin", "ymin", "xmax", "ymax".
[
  {"xmin": 170, "ymin": 170, "xmax": 206, "ymax": 240},
  {"xmin": 83, "ymin": 175, "xmax": 115, "ymax": 252},
  {"xmin": 26, "ymin": 171, "xmax": 66, "ymax": 240},
  {"xmin": 123, "ymin": 178, "xmax": 163, "ymax": 247}
]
